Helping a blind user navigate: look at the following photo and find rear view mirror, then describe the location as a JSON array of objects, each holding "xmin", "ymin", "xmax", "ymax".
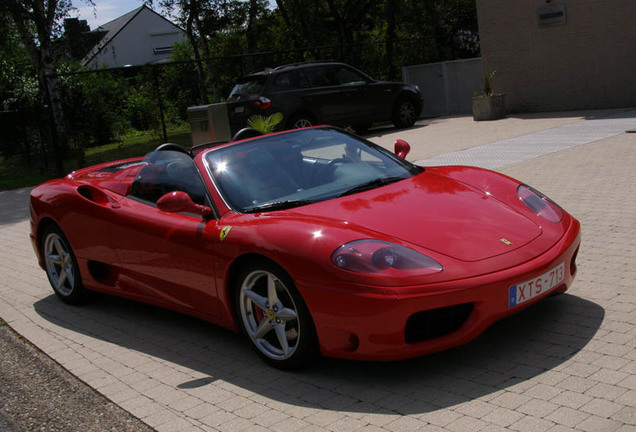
[{"xmin": 394, "ymin": 139, "xmax": 410, "ymax": 159}]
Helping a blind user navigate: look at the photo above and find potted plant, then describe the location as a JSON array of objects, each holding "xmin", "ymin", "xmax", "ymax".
[
  {"xmin": 472, "ymin": 70, "xmax": 506, "ymax": 121},
  {"xmin": 247, "ymin": 112, "xmax": 284, "ymax": 134}
]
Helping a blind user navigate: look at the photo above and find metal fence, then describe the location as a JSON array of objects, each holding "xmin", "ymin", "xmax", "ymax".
[
  {"xmin": 0, "ymin": 107, "xmax": 58, "ymax": 170},
  {"xmin": 403, "ymin": 57, "xmax": 483, "ymax": 117},
  {"xmin": 1, "ymin": 39, "xmax": 476, "ymax": 169}
]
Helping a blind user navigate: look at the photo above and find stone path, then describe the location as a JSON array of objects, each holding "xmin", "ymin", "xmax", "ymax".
[{"xmin": 0, "ymin": 110, "xmax": 635, "ymax": 431}]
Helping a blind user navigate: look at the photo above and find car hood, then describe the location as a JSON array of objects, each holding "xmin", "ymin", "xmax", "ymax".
[{"xmin": 291, "ymin": 172, "xmax": 541, "ymax": 262}]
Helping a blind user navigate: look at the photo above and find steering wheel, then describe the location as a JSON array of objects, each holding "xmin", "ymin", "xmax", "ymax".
[
  {"xmin": 155, "ymin": 142, "xmax": 190, "ymax": 155},
  {"xmin": 314, "ymin": 157, "xmax": 347, "ymax": 183}
]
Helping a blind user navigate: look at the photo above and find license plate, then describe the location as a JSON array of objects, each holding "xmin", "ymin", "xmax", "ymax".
[
  {"xmin": 508, "ymin": 262, "xmax": 565, "ymax": 307},
  {"xmin": 234, "ymin": 106, "xmax": 245, "ymax": 114}
]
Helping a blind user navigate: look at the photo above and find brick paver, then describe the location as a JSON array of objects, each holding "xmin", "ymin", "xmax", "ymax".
[{"xmin": 1, "ymin": 110, "xmax": 635, "ymax": 431}]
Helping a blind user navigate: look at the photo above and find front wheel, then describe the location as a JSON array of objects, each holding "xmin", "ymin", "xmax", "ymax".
[
  {"xmin": 41, "ymin": 225, "xmax": 87, "ymax": 304},
  {"xmin": 392, "ymin": 98, "xmax": 418, "ymax": 128},
  {"xmin": 235, "ymin": 260, "xmax": 318, "ymax": 369}
]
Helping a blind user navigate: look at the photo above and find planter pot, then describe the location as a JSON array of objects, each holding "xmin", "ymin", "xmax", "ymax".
[{"xmin": 472, "ymin": 94, "xmax": 506, "ymax": 121}]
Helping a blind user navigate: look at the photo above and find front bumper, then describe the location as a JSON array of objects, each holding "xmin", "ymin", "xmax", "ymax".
[{"xmin": 298, "ymin": 219, "xmax": 581, "ymax": 361}]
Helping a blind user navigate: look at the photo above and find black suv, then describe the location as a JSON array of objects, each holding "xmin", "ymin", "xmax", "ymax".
[{"xmin": 227, "ymin": 62, "xmax": 422, "ymax": 134}]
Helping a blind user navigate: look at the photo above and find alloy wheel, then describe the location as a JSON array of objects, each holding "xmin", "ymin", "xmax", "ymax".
[
  {"xmin": 239, "ymin": 270, "xmax": 301, "ymax": 361},
  {"xmin": 44, "ymin": 232, "xmax": 76, "ymax": 297}
]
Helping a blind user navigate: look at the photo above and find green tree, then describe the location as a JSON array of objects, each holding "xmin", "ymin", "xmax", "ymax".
[
  {"xmin": 0, "ymin": 10, "xmax": 39, "ymax": 111},
  {"xmin": 163, "ymin": 41, "xmax": 204, "ymax": 121},
  {"xmin": 0, "ymin": 0, "xmax": 87, "ymax": 174},
  {"xmin": 150, "ymin": 0, "xmax": 245, "ymax": 102},
  {"xmin": 325, "ymin": 0, "xmax": 379, "ymax": 60},
  {"xmin": 58, "ymin": 66, "xmax": 128, "ymax": 148}
]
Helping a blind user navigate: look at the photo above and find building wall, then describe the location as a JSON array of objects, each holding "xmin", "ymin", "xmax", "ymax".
[
  {"xmin": 90, "ymin": 9, "xmax": 185, "ymax": 67},
  {"xmin": 476, "ymin": 0, "xmax": 636, "ymax": 112}
]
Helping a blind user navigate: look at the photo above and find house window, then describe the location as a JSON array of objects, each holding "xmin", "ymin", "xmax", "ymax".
[{"xmin": 153, "ymin": 46, "xmax": 173, "ymax": 54}]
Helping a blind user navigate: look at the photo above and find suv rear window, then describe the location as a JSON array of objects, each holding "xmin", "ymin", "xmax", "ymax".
[{"xmin": 229, "ymin": 76, "xmax": 266, "ymax": 98}]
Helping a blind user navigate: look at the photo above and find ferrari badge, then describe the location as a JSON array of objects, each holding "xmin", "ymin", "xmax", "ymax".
[
  {"xmin": 220, "ymin": 226, "xmax": 232, "ymax": 242},
  {"xmin": 499, "ymin": 238, "xmax": 512, "ymax": 246}
]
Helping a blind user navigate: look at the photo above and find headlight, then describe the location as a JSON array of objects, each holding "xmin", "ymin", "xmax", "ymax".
[
  {"xmin": 517, "ymin": 185, "xmax": 564, "ymax": 223},
  {"xmin": 331, "ymin": 240, "xmax": 443, "ymax": 274}
]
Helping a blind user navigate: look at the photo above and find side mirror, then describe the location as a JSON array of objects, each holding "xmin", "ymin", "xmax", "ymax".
[
  {"xmin": 394, "ymin": 139, "xmax": 410, "ymax": 159},
  {"xmin": 157, "ymin": 191, "xmax": 213, "ymax": 217}
]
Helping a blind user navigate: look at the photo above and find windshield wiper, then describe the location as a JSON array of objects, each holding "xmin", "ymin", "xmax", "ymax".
[
  {"xmin": 244, "ymin": 199, "xmax": 317, "ymax": 213},
  {"xmin": 336, "ymin": 176, "xmax": 405, "ymax": 198}
]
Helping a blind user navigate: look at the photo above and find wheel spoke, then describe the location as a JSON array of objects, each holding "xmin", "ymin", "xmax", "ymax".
[
  {"xmin": 276, "ymin": 307, "xmax": 297, "ymax": 322},
  {"xmin": 267, "ymin": 275, "xmax": 279, "ymax": 305},
  {"xmin": 53, "ymin": 238, "xmax": 66, "ymax": 257},
  {"xmin": 244, "ymin": 288, "xmax": 268, "ymax": 311},
  {"xmin": 55, "ymin": 269, "xmax": 67, "ymax": 289},
  {"xmin": 64, "ymin": 266, "xmax": 74, "ymax": 287},
  {"xmin": 46, "ymin": 253, "xmax": 62, "ymax": 265},
  {"xmin": 253, "ymin": 318, "xmax": 272, "ymax": 340},
  {"xmin": 274, "ymin": 323, "xmax": 289, "ymax": 354}
]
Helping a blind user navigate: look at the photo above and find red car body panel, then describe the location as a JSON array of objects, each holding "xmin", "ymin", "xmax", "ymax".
[{"xmin": 30, "ymin": 137, "xmax": 581, "ymax": 361}]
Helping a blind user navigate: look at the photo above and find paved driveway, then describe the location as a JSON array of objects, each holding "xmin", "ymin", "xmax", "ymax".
[{"xmin": 0, "ymin": 110, "xmax": 635, "ymax": 431}]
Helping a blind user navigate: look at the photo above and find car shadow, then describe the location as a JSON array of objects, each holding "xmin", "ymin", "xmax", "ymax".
[
  {"xmin": 0, "ymin": 188, "xmax": 32, "ymax": 226},
  {"xmin": 33, "ymin": 291, "xmax": 603, "ymax": 415}
]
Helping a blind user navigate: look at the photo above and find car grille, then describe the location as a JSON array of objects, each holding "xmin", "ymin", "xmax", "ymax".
[{"xmin": 405, "ymin": 303, "xmax": 473, "ymax": 343}]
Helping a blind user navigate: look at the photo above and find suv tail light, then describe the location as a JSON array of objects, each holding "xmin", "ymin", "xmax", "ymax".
[{"xmin": 250, "ymin": 97, "xmax": 271, "ymax": 111}]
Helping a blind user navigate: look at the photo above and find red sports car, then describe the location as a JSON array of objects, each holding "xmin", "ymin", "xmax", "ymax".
[{"xmin": 30, "ymin": 127, "xmax": 580, "ymax": 369}]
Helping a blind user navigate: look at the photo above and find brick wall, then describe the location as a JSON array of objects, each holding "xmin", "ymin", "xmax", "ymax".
[{"xmin": 476, "ymin": 0, "xmax": 636, "ymax": 112}]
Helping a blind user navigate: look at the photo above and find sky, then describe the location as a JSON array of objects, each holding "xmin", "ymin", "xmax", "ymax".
[
  {"xmin": 70, "ymin": 0, "xmax": 157, "ymax": 29},
  {"xmin": 70, "ymin": 0, "xmax": 275, "ymax": 30}
]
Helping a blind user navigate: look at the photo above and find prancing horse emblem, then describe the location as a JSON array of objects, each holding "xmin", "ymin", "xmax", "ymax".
[
  {"xmin": 499, "ymin": 238, "xmax": 513, "ymax": 246},
  {"xmin": 220, "ymin": 226, "xmax": 232, "ymax": 242}
]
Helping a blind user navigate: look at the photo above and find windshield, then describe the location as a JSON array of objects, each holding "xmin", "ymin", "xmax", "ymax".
[{"xmin": 204, "ymin": 128, "xmax": 423, "ymax": 213}]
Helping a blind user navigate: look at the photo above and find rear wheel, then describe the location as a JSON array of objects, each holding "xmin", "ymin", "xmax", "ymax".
[
  {"xmin": 288, "ymin": 113, "xmax": 315, "ymax": 129},
  {"xmin": 235, "ymin": 259, "xmax": 317, "ymax": 369},
  {"xmin": 41, "ymin": 225, "xmax": 87, "ymax": 304},
  {"xmin": 392, "ymin": 98, "xmax": 418, "ymax": 128}
]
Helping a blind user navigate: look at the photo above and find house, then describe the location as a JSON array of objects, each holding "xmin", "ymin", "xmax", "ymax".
[
  {"xmin": 62, "ymin": 18, "xmax": 105, "ymax": 61},
  {"xmin": 476, "ymin": 0, "xmax": 636, "ymax": 112},
  {"xmin": 81, "ymin": 5, "xmax": 186, "ymax": 68}
]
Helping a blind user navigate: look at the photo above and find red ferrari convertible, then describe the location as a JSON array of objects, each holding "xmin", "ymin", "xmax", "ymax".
[{"xmin": 30, "ymin": 127, "xmax": 580, "ymax": 369}]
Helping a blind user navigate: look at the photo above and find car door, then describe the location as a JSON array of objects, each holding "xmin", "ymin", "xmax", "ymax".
[
  {"xmin": 332, "ymin": 65, "xmax": 394, "ymax": 122},
  {"xmin": 110, "ymin": 150, "xmax": 223, "ymax": 318},
  {"xmin": 295, "ymin": 65, "xmax": 345, "ymax": 123},
  {"xmin": 331, "ymin": 65, "xmax": 374, "ymax": 120}
]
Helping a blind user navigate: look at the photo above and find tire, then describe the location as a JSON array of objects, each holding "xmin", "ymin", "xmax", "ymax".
[
  {"xmin": 288, "ymin": 113, "xmax": 315, "ymax": 129},
  {"xmin": 392, "ymin": 98, "xmax": 418, "ymax": 128},
  {"xmin": 235, "ymin": 259, "xmax": 318, "ymax": 369},
  {"xmin": 41, "ymin": 225, "xmax": 87, "ymax": 305}
]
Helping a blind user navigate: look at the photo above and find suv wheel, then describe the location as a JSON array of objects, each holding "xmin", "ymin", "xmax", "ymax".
[
  {"xmin": 289, "ymin": 113, "xmax": 315, "ymax": 129},
  {"xmin": 392, "ymin": 98, "xmax": 417, "ymax": 128}
]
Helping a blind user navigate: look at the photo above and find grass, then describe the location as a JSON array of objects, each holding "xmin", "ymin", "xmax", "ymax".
[
  {"xmin": 0, "ymin": 124, "xmax": 192, "ymax": 191},
  {"xmin": 0, "ymin": 156, "xmax": 59, "ymax": 191}
]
